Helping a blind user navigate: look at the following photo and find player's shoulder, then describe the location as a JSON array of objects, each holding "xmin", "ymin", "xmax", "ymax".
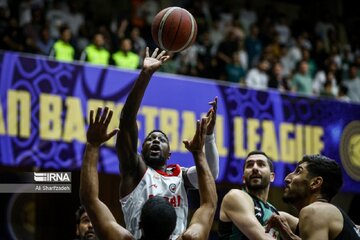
[
  {"xmin": 300, "ymin": 202, "xmax": 340, "ymax": 221},
  {"xmin": 224, "ymin": 189, "xmax": 253, "ymax": 205}
]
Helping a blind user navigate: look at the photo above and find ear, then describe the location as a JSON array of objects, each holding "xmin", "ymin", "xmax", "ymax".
[
  {"xmin": 242, "ymin": 175, "xmax": 245, "ymax": 185},
  {"xmin": 270, "ymin": 172, "xmax": 275, "ymax": 183},
  {"xmin": 310, "ymin": 176, "xmax": 323, "ymax": 191},
  {"xmin": 76, "ymin": 225, "xmax": 79, "ymax": 236},
  {"xmin": 167, "ymin": 152, "xmax": 172, "ymax": 160}
]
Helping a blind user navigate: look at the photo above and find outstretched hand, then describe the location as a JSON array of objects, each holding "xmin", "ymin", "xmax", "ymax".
[
  {"xmin": 206, "ymin": 96, "xmax": 218, "ymax": 135},
  {"xmin": 143, "ymin": 47, "xmax": 170, "ymax": 73},
  {"xmin": 87, "ymin": 107, "xmax": 119, "ymax": 147},
  {"xmin": 183, "ymin": 117, "xmax": 207, "ymax": 154}
]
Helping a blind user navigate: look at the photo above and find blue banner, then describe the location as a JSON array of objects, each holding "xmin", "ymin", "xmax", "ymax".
[{"xmin": 1, "ymin": 51, "xmax": 360, "ymax": 192}]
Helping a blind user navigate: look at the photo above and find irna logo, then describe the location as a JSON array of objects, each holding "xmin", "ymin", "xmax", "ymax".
[{"xmin": 34, "ymin": 172, "xmax": 71, "ymax": 182}]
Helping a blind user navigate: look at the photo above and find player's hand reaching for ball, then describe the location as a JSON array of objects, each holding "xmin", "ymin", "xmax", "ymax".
[{"xmin": 143, "ymin": 47, "xmax": 170, "ymax": 73}]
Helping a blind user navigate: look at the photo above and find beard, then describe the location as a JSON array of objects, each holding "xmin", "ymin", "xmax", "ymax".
[
  {"xmin": 246, "ymin": 176, "xmax": 270, "ymax": 191},
  {"xmin": 80, "ymin": 231, "xmax": 97, "ymax": 240}
]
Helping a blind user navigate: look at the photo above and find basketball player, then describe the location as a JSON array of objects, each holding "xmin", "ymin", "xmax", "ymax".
[
  {"xmin": 266, "ymin": 154, "xmax": 360, "ymax": 240},
  {"xmin": 80, "ymin": 107, "xmax": 217, "ymax": 240},
  {"xmin": 75, "ymin": 205, "xmax": 98, "ymax": 240},
  {"xmin": 116, "ymin": 47, "xmax": 219, "ymax": 239},
  {"xmin": 218, "ymin": 151, "xmax": 280, "ymax": 240}
]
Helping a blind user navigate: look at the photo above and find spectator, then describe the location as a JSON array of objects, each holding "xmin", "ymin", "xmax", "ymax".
[
  {"xmin": 80, "ymin": 32, "xmax": 110, "ymax": 66},
  {"xmin": 226, "ymin": 51, "xmax": 246, "ymax": 84},
  {"xmin": 245, "ymin": 57, "xmax": 270, "ymax": 90},
  {"xmin": 112, "ymin": 38, "xmax": 140, "ymax": 70},
  {"xmin": 301, "ymin": 47, "xmax": 317, "ymax": 77},
  {"xmin": 49, "ymin": 24, "xmax": 75, "ymax": 62},
  {"xmin": 343, "ymin": 64, "xmax": 360, "ymax": 102},
  {"xmin": 2, "ymin": 16, "xmax": 25, "ymax": 52},
  {"xmin": 274, "ymin": 14, "xmax": 291, "ymax": 45},
  {"xmin": 36, "ymin": 25, "xmax": 54, "ymax": 55},
  {"xmin": 245, "ymin": 23, "xmax": 263, "ymax": 68},
  {"xmin": 291, "ymin": 60, "xmax": 313, "ymax": 95},
  {"xmin": 129, "ymin": 27, "xmax": 146, "ymax": 58},
  {"xmin": 268, "ymin": 61, "xmax": 289, "ymax": 92},
  {"xmin": 313, "ymin": 60, "xmax": 339, "ymax": 96},
  {"xmin": 239, "ymin": 0, "xmax": 257, "ymax": 35},
  {"xmin": 320, "ymin": 79, "xmax": 336, "ymax": 99},
  {"xmin": 217, "ymin": 27, "xmax": 243, "ymax": 80},
  {"xmin": 337, "ymin": 84, "xmax": 351, "ymax": 102}
]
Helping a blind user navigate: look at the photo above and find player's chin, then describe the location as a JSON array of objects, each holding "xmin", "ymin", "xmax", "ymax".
[{"xmin": 85, "ymin": 232, "xmax": 96, "ymax": 240}]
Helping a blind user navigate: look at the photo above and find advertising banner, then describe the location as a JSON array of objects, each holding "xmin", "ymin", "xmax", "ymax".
[{"xmin": 1, "ymin": 52, "xmax": 359, "ymax": 192}]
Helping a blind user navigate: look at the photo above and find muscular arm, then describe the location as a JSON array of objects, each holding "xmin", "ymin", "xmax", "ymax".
[
  {"xmin": 279, "ymin": 211, "xmax": 299, "ymax": 232},
  {"xmin": 80, "ymin": 108, "xmax": 133, "ymax": 240},
  {"xmin": 179, "ymin": 118, "xmax": 218, "ymax": 240},
  {"xmin": 80, "ymin": 144, "xmax": 133, "ymax": 240},
  {"xmin": 220, "ymin": 190, "xmax": 274, "ymax": 240},
  {"xmin": 116, "ymin": 48, "xmax": 169, "ymax": 197}
]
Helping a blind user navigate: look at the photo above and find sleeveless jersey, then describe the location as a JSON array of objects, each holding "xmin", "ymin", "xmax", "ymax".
[
  {"xmin": 218, "ymin": 190, "xmax": 280, "ymax": 240},
  {"xmin": 295, "ymin": 206, "xmax": 360, "ymax": 240},
  {"xmin": 120, "ymin": 164, "xmax": 188, "ymax": 240}
]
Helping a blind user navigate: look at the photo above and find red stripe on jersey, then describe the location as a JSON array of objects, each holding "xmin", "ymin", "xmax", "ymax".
[{"xmin": 156, "ymin": 164, "xmax": 181, "ymax": 176}]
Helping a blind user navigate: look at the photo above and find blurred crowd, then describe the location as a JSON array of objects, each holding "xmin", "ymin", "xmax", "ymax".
[{"xmin": 1, "ymin": 0, "xmax": 360, "ymax": 103}]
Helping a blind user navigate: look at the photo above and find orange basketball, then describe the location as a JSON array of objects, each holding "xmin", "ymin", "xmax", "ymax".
[{"xmin": 151, "ymin": 7, "xmax": 197, "ymax": 52}]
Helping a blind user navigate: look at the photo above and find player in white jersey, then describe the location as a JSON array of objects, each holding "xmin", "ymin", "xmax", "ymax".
[
  {"xmin": 121, "ymin": 165, "xmax": 188, "ymax": 240},
  {"xmin": 80, "ymin": 106, "xmax": 217, "ymax": 240},
  {"xmin": 116, "ymin": 47, "xmax": 219, "ymax": 239}
]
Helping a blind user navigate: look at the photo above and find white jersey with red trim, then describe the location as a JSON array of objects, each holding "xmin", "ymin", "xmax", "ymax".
[{"xmin": 120, "ymin": 164, "xmax": 188, "ymax": 240}]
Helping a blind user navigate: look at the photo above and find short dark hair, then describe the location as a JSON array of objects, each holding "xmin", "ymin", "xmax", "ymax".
[
  {"xmin": 59, "ymin": 24, "xmax": 70, "ymax": 35},
  {"xmin": 299, "ymin": 154, "xmax": 343, "ymax": 201},
  {"xmin": 75, "ymin": 205, "xmax": 86, "ymax": 224},
  {"xmin": 143, "ymin": 130, "xmax": 169, "ymax": 144},
  {"xmin": 140, "ymin": 196, "xmax": 177, "ymax": 240},
  {"xmin": 245, "ymin": 150, "xmax": 274, "ymax": 172}
]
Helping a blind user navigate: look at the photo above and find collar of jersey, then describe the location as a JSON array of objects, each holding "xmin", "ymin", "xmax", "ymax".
[{"xmin": 155, "ymin": 164, "xmax": 181, "ymax": 176}]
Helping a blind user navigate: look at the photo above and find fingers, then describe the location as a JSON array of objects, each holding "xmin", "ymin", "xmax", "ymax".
[
  {"xmin": 182, "ymin": 140, "xmax": 190, "ymax": 149},
  {"xmin": 95, "ymin": 107, "xmax": 101, "ymax": 123},
  {"xmin": 157, "ymin": 50, "xmax": 166, "ymax": 59},
  {"xmin": 208, "ymin": 96, "xmax": 218, "ymax": 111},
  {"xmin": 92, "ymin": 107, "xmax": 113, "ymax": 125},
  {"xmin": 100, "ymin": 107, "xmax": 109, "ymax": 124},
  {"xmin": 104, "ymin": 109, "xmax": 113, "ymax": 127},
  {"xmin": 160, "ymin": 55, "xmax": 170, "ymax": 63},
  {"xmin": 145, "ymin": 47, "xmax": 149, "ymax": 58},
  {"xmin": 151, "ymin": 48, "xmax": 159, "ymax": 58},
  {"xmin": 200, "ymin": 117, "xmax": 207, "ymax": 135},
  {"xmin": 106, "ymin": 128, "xmax": 119, "ymax": 140},
  {"xmin": 89, "ymin": 110, "xmax": 94, "ymax": 125}
]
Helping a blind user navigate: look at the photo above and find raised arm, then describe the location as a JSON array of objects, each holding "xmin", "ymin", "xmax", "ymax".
[
  {"xmin": 80, "ymin": 107, "xmax": 133, "ymax": 240},
  {"xmin": 115, "ymin": 47, "xmax": 170, "ymax": 196},
  {"xmin": 220, "ymin": 189, "xmax": 275, "ymax": 240},
  {"xmin": 179, "ymin": 117, "xmax": 218, "ymax": 240},
  {"xmin": 186, "ymin": 97, "xmax": 219, "ymax": 188}
]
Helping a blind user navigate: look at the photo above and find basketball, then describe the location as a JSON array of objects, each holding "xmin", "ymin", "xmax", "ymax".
[{"xmin": 151, "ymin": 7, "xmax": 197, "ymax": 52}]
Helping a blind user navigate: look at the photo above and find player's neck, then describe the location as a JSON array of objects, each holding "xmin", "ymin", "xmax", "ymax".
[
  {"xmin": 296, "ymin": 195, "xmax": 328, "ymax": 211},
  {"xmin": 246, "ymin": 186, "xmax": 269, "ymax": 203}
]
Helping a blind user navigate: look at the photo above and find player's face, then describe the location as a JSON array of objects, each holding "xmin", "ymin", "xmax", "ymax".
[
  {"xmin": 142, "ymin": 132, "xmax": 170, "ymax": 168},
  {"xmin": 283, "ymin": 162, "xmax": 311, "ymax": 204},
  {"xmin": 77, "ymin": 212, "xmax": 97, "ymax": 240},
  {"xmin": 243, "ymin": 154, "xmax": 274, "ymax": 190}
]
